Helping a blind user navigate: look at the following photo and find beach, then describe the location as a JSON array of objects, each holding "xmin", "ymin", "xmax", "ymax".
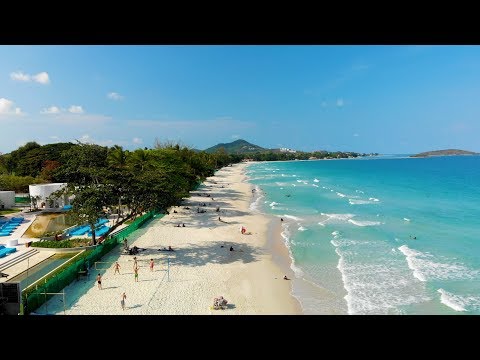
[{"xmin": 37, "ymin": 162, "xmax": 302, "ymax": 315}]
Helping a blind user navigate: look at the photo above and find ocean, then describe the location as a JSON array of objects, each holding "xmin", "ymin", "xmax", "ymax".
[{"xmin": 246, "ymin": 155, "xmax": 480, "ymax": 315}]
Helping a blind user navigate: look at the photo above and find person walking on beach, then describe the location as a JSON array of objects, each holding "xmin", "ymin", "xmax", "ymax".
[
  {"xmin": 133, "ymin": 256, "xmax": 138, "ymax": 270},
  {"xmin": 149, "ymin": 259, "xmax": 154, "ymax": 272},
  {"xmin": 114, "ymin": 261, "xmax": 120, "ymax": 274},
  {"xmin": 96, "ymin": 273, "xmax": 102, "ymax": 289},
  {"xmin": 121, "ymin": 292, "xmax": 127, "ymax": 310},
  {"xmin": 134, "ymin": 267, "xmax": 139, "ymax": 282}
]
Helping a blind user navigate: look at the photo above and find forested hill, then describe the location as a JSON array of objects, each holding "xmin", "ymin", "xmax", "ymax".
[
  {"xmin": 410, "ymin": 149, "xmax": 478, "ymax": 158},
  {"xmin": 204, "ymin": 139, "xmax": 266, "ymax": 154}
]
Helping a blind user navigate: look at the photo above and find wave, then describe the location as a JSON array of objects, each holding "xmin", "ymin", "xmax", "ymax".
[
  {"xmin": 368, "ymin": 197, "xmax": 380, "ymax": 202},
  {"xmin": 269, "ymin": 201, "xmax": 279, "ymax": 207},
  {"xmin": 336, "ymin": 192, "xmax": 347, "ymax": 198},
  {"xmin": 282, "ymin": 214, "xmax": 304, "ymax": 221},
  {"xmin": 298, "ymin": 226, "xmax": 307, "ymax": 231},
  {"xmin": 355, "ymin": 189, "xmax": 364, "ymax": 194},
  {"xmin": 280, "ymin": 223, "xmax": 304, "ymax": 277},
  {"xmin": 398, "ymin": 245, "xmax": 427, "ymax": 281},
  {"xmin": 312, "ymin": 184, "xmax": 319, "ymax": 187},
  {"xmin": 321, "ymin": 213, "xmax": 356, "ymax": 221},
  {"xmin": 313, "ymin": 178, "xmax": 320, "ymax": 182},
  {"xmin": 349, "ymin": 199, "xmax": 378, "ymax": 205},
  {"xmin": 336, "ymin": 246, "xmax": 430, "ymax": 314},
  {"xmin": 292, "ymin": 184, "xmax": 296, "ymax": 187},
  {"xmin": 403, "ymin": 218, "xmax": 411, "ymax": 222},
  {"xmin": 398, "ymin": 245, "xmax": 479, "ymax": 282},
  {"xmin": 437, "ymin": 289, "xmax": 480, "ymax": 312},
  {"xmin": 249, "ymin": 185, "xmax": 264, "ymax": 211},
  {"xmin": 348, "ymin": 219, "xmax": 382, "ymax": 227},
  {"xmin": 331, "ymin": 230, "xmax": 340, "ymax": 237},
  {"xmin": 437, "ymin": 289, "xmax": 466, "ymax": 312}
]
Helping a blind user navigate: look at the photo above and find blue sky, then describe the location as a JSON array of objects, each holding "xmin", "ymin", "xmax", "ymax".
[{"xmin": 1, "ymin": 45, "xmax": 479, "ymax": 154}]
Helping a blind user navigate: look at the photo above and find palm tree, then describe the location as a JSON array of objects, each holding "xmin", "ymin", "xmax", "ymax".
[
  {"xmin": 107, "ymin": 146, "xmax": 130, "ymax": 222},
  {"xmin": 107, "ymin": 145, "xmax": 129, "ymax": 169},
  {"xmin": 128, "ymin": 149, "xmax": 153, "ymax": 171}
]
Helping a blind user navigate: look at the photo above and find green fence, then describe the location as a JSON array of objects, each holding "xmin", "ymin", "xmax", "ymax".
[
  {"xmin": 15, "ymin": 196, "xmax": 30, "ymax": 204},
  {"xmin": 22, "ymin": 211, "xmax": 158, "ymax": 314}
]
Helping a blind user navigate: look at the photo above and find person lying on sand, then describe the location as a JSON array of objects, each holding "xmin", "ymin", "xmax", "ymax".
[{"xmin": 158, "ymin": 246, "xmax": 175, "ymax": 252}]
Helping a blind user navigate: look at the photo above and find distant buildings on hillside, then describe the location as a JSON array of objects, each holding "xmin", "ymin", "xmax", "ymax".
[{"xmin": 279, "ymin": 147, "xmax": 297, "ymax": 153}]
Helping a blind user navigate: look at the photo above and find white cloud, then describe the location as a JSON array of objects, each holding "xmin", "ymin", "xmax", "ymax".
[
  {"xmin": 50, "ymin": 136, "xmax": 59, "ymax": 140},
  {"xmin": 10, "ymin": 71, "xmax": 30, "ymax": 82},
  {"xmin": 76, "ymin": 134, "xmax": 116, "ymax": 146},
  {"xmin": 41, "ymin": 106, "xmax": 61, "ymax": 114},
  {"xmin": 32, "ymin": 72, "xmax": 50, "ymax": 84},
  {"xmin": 79, "ymin": 134, "xmax": 92, "ymax": 143},
  {"xmin": 107, "ymin": 92, "xmax": 124, "ymax": 101},
  {"xmin": 336, "ymin": 99, "xmax": 344, "ymax": 107},
  {"xmin": 231, "ymin": 134, "xmax": 240, "ymax": 139},
  {"xmin": 68, "ymin": 105, "xmax": 84, "ymax": 114},
  {"xmin": 10, "ymin": 71, "xmax": 50, "ymax": 84},
  {"xmin": 132, "ymin": 137, "xmax": 143, "ymax": 144},
  {"xmin": 353, "ymin": 133, "xmax": 359, "ymax": 137},
  {"xmin": 0, "ymin": 98, "xmax": 23, "ymax": 116}
]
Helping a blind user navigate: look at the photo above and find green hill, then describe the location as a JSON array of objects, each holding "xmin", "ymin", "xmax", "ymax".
[
  {"xmin": 204, "ymin": 139, "xmax": 266, "ymax": 154},
  {"xmin": 410, "ymin": 149, "xmax": 478, "ymax": 158}
]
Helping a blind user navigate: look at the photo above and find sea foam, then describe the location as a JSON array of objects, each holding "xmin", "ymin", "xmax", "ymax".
[{"xmin": 348, "ymin": 219, "xmax": 382, "ymax": 227}]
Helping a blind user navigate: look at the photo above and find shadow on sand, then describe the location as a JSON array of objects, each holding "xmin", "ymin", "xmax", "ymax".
[{"xmin": 165, "ymin": 240, "xmax": 262, "ymax": 268}]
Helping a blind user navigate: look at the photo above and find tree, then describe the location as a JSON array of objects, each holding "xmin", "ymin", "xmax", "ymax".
[
  {"xmin": 40, "ymin": 160, "xmax": 61, "ymax": 182},
  {"xmin": 62, "ymin": 184, "xmax": 111, "ymax": 245}
]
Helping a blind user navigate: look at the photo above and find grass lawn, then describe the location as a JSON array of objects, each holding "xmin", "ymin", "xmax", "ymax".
[{"xmin": 0, "ymin": 208, "xmax": 22, "ymax": 215}]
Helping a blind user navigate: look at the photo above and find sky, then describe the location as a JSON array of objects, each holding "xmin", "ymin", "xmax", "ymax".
[{"xmin": 1, "ymin": 45, "xmax": 480, "ymax": 155}]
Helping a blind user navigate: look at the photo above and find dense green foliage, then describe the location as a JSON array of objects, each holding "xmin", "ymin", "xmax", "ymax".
[
  {"xmin": 0, "ymin": 174, "xmax": 45, "ymax": 192},
  {"xmin": 1, "ymin": 139, "xmax": 374, "ymax": 245},
  {"xmin": 410, "ymin": 149, "xmax": 478, "ymax": 158},
  {"xmin": 31, "ymin": 238, "xmax": 91, "ymax": 248}
]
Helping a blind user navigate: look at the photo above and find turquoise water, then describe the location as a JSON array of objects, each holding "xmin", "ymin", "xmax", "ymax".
[{"xmin": 246, "ymin": 156, "xmax": 480, "ymax": 315}]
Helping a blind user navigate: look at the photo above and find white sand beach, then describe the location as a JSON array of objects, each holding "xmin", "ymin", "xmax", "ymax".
[{"xmin": 37, "ymin": 163, "xmax": 302, "ymax": 315}]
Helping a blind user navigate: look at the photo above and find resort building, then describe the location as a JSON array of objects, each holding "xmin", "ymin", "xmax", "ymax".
[
  {"xmin": 0, "ymin": 191, "xmax": 15, "ymax": 209},
  {"xmin": 29, "ymin": 183, "xmax": 70, "ymax": 210},
  {"xmin": 280, "ymin": 147, "xmax": 297, "ymax": 153}
]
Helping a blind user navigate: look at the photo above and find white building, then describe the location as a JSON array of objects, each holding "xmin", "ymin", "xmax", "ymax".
[
  {"xmin": 280, "ymin": 147, "xmax": 297, "ymax": 153},
  {"xmin": 0, "ymin": 191, "xmax": 15, "ymax": 209},
  {"xmin": 29, "ymin": 183, "xmax": 69, "ymax": 210}
]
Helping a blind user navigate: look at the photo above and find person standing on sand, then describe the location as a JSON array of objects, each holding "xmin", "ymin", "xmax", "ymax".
[
  {"xmin": 149, "ymin": 259, "xmax": 154, "ymax": 272},
  {"xmin": 133, "ymin": 256, "xmax": 138, "ymax": 270},
  {"xmin": 121, "ymin": 292, "xmax": 127, "ymax": 310},
  {"xmin": 134, "ymin": 267, "xmax": 139, "ymax": 282},
  {"xmin": 114, "ymin": 261, "xmax": 120, "ymax": 274},
  {"xmin": 96, "ymin": 273, "xmax": 102, "ymax": 289}
]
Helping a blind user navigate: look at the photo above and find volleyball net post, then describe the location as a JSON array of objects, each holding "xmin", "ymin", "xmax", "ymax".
[{"xmin": 41, "ymin": 290, "xmax": 66, "ymax": 315}]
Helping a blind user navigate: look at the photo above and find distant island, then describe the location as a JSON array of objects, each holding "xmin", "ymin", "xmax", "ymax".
[{"xmin": 410, "ymin": 149, "xmax": 479, "ymax": 158}]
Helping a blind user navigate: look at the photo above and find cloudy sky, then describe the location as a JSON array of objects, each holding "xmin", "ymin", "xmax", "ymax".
[{"xmin": 1, "ymin": 45, "xmax": 479, "ymax": 154}]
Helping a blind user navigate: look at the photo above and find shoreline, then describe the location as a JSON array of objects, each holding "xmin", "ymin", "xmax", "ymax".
[{"xmin": 37, "ymin": 162, "xmax": 302, "ymax": 315}]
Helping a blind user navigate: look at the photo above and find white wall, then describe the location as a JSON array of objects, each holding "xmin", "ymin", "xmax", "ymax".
[
  {"xmin": 29, "ymin": 183, "xmax": 68, "ymax": 209},
  {"xmin": 0, "ymin": 191, "xmax": 15, "ymax": 209}
]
